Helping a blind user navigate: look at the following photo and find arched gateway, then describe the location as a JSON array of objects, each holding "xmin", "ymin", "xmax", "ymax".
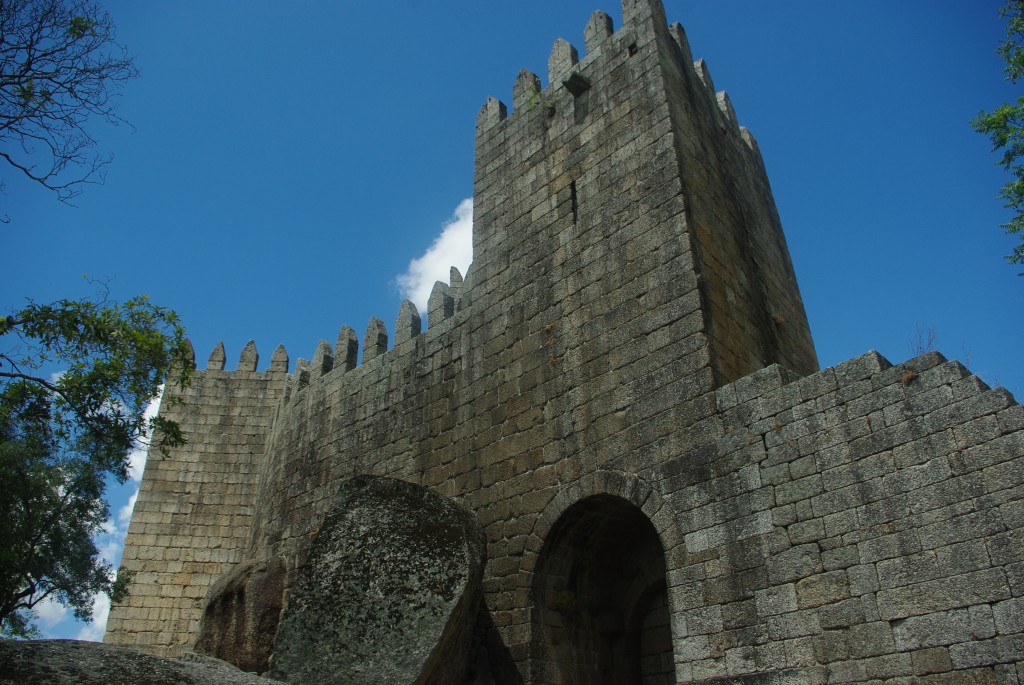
[{"xmin": 532, "ymin": 495, "xmax": 674, "ymax": 685}]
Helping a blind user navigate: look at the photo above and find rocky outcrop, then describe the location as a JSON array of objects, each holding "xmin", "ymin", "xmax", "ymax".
[
  {"xmin": 0, "ymin": 640, "xmax": 282, "ymax": 684},
  {"xmin": 195, "ymin": 555, "xmax": 288, "ymax": 673},
  {"xmin": 268, "ymin": 476, "xmax": 487, "ymax": 685}
]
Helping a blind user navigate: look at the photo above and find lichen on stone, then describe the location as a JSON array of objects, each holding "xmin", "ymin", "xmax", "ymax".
[{"xmin": 268, "ymin": 476, "xmax": 486, "ymax": 685}]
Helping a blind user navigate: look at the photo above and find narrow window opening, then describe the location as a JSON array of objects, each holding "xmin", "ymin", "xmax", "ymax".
[
  {"xmin": 570, "ymin": 181, "xmax": 578, "ymax": 225},
  {"xmin": 573, "ymin": 90, "xmax": 590, "ymax": 125},
  {"xmin": 627, "ymin": 42, "xmax": 638, "ymax": 57}
]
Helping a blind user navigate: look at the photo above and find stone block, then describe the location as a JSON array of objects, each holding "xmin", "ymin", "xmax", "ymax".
[
  {"xmin": 818, "ymin": 597, "xmax": 867, "ymax": 630},
  {"xmin": 919, "ymin": 511, "xmax": 1007, "ymax": 550},
  {"xmin": 877, "ymin": 551, "xmax": 942, "ymax": 589},
  {"xmin": 755, "ymin": 584, "xmax": 798, "ymax": 617},
  {"xmin": 796, "ymin": 570, "xmax": 850, "ymax": 609},
  {"xmin": 948, "ymin": 635, "xmax": 1024, "ymax": 669},
  {"xmin": 789, "ymin": 518, "xmax": 826, "ymax": 546},
  {"xmin": 846, "ymin": 620, "xmax": 896, "ymax": 658},
  {"xmin": 877, "ymin": 569, "xmax": 1012, "ymax": 621},
  {"xmin": 935, "ymin": 539, "xmax": 994, "ymax": 577},
  {"xmin": 893, "ymin": 608, "xmax": 975, "ymax": 650},
  {"xmin": 860, "ymin": 651, "xmax": 913, "ymax": 679},
  {"xmin": 911, "ymin": 646, "xmax": 954, "ymax": 675},
  {"xmin": 821, "ymin": 545, "xmax": 860, "ymax": 572},
  {"xmin": 769, "ymin": 543, "xmax": 823, "ymax": 585},
  {"xmin": 776, "ymin": 474, "xmax": 824, "ymax": 506},
  {"xmin": 993, "ymin": 597, "xmax": 1024, "ymax": 635}
]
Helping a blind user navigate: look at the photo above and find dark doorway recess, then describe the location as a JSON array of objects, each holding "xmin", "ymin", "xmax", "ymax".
[{"xmin": 531, "ymin": 494, "xmax": 674, "ymax": 684}]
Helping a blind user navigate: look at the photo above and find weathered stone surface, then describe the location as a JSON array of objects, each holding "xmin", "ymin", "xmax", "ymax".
[
  {"xmin": 0, "ymin": 640, "xmax": 281, "ymax": 685},
  {"xmin": 194, "ymin": 556, "xmax": 287, "ymax": 674},
  {"xmin": 268, "ymin": 476, "xmax": 486, "ymax": 685},
  {"xmin": 693, "ymin": 668, "xmax": 828, "ymax": 685}
]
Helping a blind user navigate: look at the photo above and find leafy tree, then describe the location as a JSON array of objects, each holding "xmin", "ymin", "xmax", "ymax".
[
  {"xmin": 0, "ymin": 0, "xmax": 137, "ymax": 217},
  {"xmin": 974, "ymin": 0, "xmax": 1024, "ymax": 271},
  {"xmin": 0, "ymin": 291, "xmax": 191, "ymax": 637}
]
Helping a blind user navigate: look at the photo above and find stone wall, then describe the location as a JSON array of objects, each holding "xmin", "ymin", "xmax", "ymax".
[
  {"xmin": 105, "ymin": 344, "xmax": 288, "ymax": 656},
  {"xmin": 107, "ymin": 0, "xmax": 1024, "ymax": 682},
  {"xmin": 664, "ymin": 351, "xmax": 1024, "ymax": 682}
]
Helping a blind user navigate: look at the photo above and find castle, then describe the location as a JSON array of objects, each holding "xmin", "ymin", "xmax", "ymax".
[{"xmin": 106, "ymin": 1, "xmax": 1024, "ymax": 682}]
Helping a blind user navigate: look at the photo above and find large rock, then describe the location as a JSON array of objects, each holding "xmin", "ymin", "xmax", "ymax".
[
  {"xmin": 195, "ymin": 555, "xmax": 288, "ymax": 673},
  {"xmin": 0, "ymin": 640, "xmax": 282, "ymax": 684},
  {"xmin": 268, "ymin": 475, "xmax": 486, "ymax": 685}
]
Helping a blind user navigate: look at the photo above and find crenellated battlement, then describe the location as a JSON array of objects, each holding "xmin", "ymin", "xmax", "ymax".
[
  {"xmin": 474, "ymin": 4, "xmax": 769, "ymax": 199},
  {"xmin": 183, "ymin": 339, "xmax": 290, "ymax": 375},
  {"xmin": 183, "ymin": 263, "xmax": 470, "ymax": 390}
]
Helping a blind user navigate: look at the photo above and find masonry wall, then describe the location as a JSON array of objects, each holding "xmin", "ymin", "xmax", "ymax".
[
  {"xmin": 660, "ymin": 351, "xmax": 1024, "ymax": 683},
  {"xmin": 108, "ymin": 0, "xmax": 1024, "ymax": 682},
  {"xmin": 657, "ymin": 21, "xmax": 818, "ymax": 383},
  {"xmin": 105, "ymin": 344, "xmax": 288, "ymax": 655}
]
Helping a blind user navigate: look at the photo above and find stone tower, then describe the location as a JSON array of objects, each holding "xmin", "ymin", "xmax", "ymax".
[
  {"xmin": 108, "ymin": 1, "xmax": 1024, "ymax": 683},
  {"xmin": 473, "ymin": 0, "xmax": 817, "ymax": 390}
]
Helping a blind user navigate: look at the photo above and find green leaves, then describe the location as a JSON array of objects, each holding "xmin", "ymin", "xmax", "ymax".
[
  {"xmin": 0, "ymin": 290, "xmax": 190, "ymax": 634},
  {"xmin": 0, "ymin": 435, "xmax": 114, "ymax": 635},
  {"xmin": 67, "ymin": 15, "xmax": 97, "ymax": 39},
  {"xmin": 16, "ymin": 79, "xmax": 36, "ymax": 104},
  {"xmin": 974, "ymin": 0, "xmax": 1024, "ymax": 270},
  {"xmin": 999, "ymin": 1, "xmax": 1024, "ymax": 82},
  {"xmin": 3, "ymin": 293, "xmax": 191, "ymax": 477}
]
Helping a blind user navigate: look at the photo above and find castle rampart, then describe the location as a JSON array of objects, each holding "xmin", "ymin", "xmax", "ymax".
[
  {"xmin": 108, "ymin": 1, "xmax": 1024, "ymax": 682},
  {"xmin": 105, "ymin": 343, "xmax": 289, "ymax": 653}
]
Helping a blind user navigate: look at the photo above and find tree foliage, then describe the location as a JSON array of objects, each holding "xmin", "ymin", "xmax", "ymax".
[
  {"xmin": 0, "ymin": 0, "xmax": 137, "ymax": 216},
  {"xmin": 974, "ymin": 0, "xmax": 1024, "ymax": 270},
  {"xmin": 0, "ymin": 291, "xmax": 191, "ymax": 636}
]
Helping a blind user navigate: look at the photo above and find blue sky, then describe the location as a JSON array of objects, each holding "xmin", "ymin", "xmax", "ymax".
[{"xmin": 4, "ymin": 0, "xmax": 1022, "ymax": 639}]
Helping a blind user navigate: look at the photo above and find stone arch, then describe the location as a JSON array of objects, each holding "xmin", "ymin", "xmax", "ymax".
[{"xmin": 525, "ymin": 471, "xmax": 678, "ymax": 685}]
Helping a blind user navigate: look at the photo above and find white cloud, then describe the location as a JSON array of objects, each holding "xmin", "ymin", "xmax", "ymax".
[
  {"xmin": 396, "ymin": 199, "xmax": 473, "ymax": 316},
  {"xmin": 35, "ymin": 596, "xmax": 69, "ymax": 628},
  {"xmin": 75, "ymin": 593, "xmax": 110, "ymax": 642},
  {"xmin": 89, "ymin": 390, "xmax": 159, "ymax": 575},
  {"xmin": 126, "ymin": 387, "xmax": 164, "ymax": 482},
  {"xmin": 97, "ymin": 536, "xmax": 123, "ymax": 569},
  {"xmin": 118, "ymin": 490, "xmax": 139, "ymax": 532}
]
